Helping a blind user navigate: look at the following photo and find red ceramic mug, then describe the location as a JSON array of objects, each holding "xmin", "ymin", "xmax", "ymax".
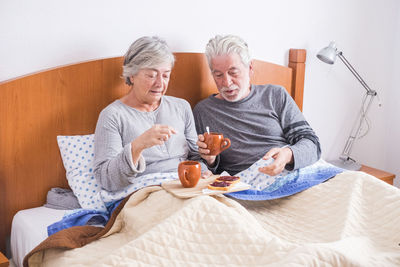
[
  {"xmin": 178, "ymin": 161, "xmax": 201, "ymax": 188},
  {"xmin": 203, "ymin": 132, "xmax": 231, "ymax": 156}
]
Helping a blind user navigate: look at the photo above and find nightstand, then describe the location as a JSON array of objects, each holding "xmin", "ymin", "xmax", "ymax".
[
  {"xmin": 360, "ymin": 165, "xmax": 395, "ymax": 185},
  {"xmin": 0, "ymin": 251, "xmax": 8, "ymax": 267}
]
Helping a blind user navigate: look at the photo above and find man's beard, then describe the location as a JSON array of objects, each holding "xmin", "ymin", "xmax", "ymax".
[{"xmin": 220, "ymin": 85, "xmax": 244, "ymax": 102}]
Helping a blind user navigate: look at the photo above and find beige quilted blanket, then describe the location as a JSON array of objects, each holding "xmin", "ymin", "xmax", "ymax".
[{"xmin": 28, "ymin": 171, "xmax": 400, "ymax": 266}]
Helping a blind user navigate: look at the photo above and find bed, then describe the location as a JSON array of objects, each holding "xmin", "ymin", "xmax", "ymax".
[
  {"xmin": 10, "ymin": 207, "xmax": 67, "ymax": 267},
  {"xmin": 1, "ymin": 50, "xmax": 400, "ymax": 267}
]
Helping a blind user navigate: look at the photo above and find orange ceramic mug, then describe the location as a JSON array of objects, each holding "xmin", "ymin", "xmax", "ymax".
[
  {"xmin": 203, "ymin": 132, "xmax": 231, "ymax": 156},
  {"xmin": 178, "ymin": 161, "xmax": 201, "ymax": 188}
]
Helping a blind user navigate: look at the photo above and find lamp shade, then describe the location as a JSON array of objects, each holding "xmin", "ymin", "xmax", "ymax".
[{"xmin": 317, "ymin": 41, "xmax": 338, "ymax": 64}]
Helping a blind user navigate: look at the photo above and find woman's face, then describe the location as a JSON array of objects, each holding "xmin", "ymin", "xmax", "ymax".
[{"xmin": 130, "ymin": 63, "xmax": 172, "ymax": 105}]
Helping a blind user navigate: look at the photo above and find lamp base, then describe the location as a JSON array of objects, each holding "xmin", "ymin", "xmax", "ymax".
[{"xmin": 328, "ymin": 158, "xmax": 361, "ymax": 171}]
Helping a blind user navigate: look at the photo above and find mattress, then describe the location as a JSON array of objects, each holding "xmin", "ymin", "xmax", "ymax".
[{"xmin": 10, "ymin": 206, "xmax": 67, "ymax": 267}]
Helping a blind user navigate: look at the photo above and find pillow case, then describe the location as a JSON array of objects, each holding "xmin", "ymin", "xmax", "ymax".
[
  {"xmin": 57, "ymin": 134, "xmax": 106, "ymax": 211},
  {"xmin": 57, "ymin": 135, "xmax": 180, "ymax": 212}
]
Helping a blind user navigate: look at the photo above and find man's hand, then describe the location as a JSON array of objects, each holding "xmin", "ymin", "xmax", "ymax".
[
  {"xmin": 197, "ymin": 134, "xmax": 216, "ymax": 166},
  {"xmin": 201, "ymin": 170, "xmax": 213, "ymax": 179},
  {"xmin": 258, "ymin": 146, "xmax": 293, "ymax": 176}
]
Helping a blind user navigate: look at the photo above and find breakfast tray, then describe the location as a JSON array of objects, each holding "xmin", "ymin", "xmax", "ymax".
[{"xmin": 161, "ymin": 175, "xmax": 250, "ymax": 199}]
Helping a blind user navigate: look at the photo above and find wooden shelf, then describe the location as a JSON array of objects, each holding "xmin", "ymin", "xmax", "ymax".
[{"xmin": 360, "ymin": 165, "xmax": 395, "ymax": 185}]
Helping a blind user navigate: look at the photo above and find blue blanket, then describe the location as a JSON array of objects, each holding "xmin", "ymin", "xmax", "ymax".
[
  {"xmin": 226, "ymin": 159, "xmax": 343, "ymax": 201},
  {"xmin": 47, "ymin": 199, "xmax": 122, "ymax": 236}
]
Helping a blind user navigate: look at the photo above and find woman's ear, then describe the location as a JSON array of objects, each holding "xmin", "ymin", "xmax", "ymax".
[{"xmin": 129, "ymin": 76, "xmax": 134, "ymax": 86}]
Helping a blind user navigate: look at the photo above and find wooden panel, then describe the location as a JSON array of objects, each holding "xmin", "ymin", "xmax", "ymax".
[
  {"xmin": 251, "ymin": 60, "xmax": 292, "ymax": 96},
  {"xmin": 0, "ymin": 51, "xmax": 306, "ymax": 254},
  {"xmin": 0, "ymin": 57, "xmax": 126, "ymax": 254},
  {"xmin": 288, "ymin": 49, "xmax": 307, "ymax": 111},
  {"xmin": 167, "ymin": 53, "xmax": 217, "ymax": 108},
  {"xmin": 167, "ymin": 53, "xmax": 299, "ymax": 108}
]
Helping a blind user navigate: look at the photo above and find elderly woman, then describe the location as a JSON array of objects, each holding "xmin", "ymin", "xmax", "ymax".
[{"xmin": 94, "ymin": 36, "xmax": 208, "ymax": 191}]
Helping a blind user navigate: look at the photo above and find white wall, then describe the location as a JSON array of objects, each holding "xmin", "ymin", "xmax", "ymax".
[
  {"xmin": 385, "ymin": 10, "xmax": 400, "ymax": 188},
  {"xmin": 1, "ymin": 0, "xmax": 399, "ymax": 186}
]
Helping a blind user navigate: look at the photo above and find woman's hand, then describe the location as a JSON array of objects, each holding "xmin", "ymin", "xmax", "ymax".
[
  {"xmin": 135, "ymin": 124, "xmax": 177, "ymax": 149},
  {"xmin": 131, "ymin": 125, "xmax": 177, "ymax": 164},
  {"xmin": 197, "ymin": 134, "xmax": 216, "ymax": 166},
  {"xmin": 258, "ymin": 146, "xmax": 293, "ymax": 176}
]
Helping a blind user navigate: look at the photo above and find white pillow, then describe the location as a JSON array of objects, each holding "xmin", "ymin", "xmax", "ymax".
[{"xmin": 57, "ymin": 134, "xmax": 106, "ymax": 211}]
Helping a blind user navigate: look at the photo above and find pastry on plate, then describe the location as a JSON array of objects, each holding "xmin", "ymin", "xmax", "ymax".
[
  {"xmin": 207, "ymin": 181, "xmax": 234, "ymax": 191},
  {"xmin": 216, "ymin": 176, "xmax": 240, "ymax": 185}
]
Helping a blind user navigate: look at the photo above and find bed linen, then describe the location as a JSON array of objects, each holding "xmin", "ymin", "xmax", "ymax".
[
  {"xmin": 25, "ymin": 170, "xmax": 400, "ymax": 266},
  {"xmin": 46, "ymin": 158, "xmax": 342, "ymax": 235},
  {"xmin": 10, "ymin": 207, "xmax": 67, "ymax": 267}
]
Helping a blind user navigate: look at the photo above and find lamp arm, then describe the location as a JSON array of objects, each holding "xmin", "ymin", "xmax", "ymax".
[
  {"xmin": 337, "ymin": 52, "xmax": 377, "ymax": 96},
  {"xmin": 340, "ymin": 91, "xmax": 376, "ymax": 161}
]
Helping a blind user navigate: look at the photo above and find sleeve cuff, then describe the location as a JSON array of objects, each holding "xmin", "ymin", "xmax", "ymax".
[
  {"xmin": 284, "ymin": 145, "xmax": 295, "ymax": 171},
  {"xmin": 205, "ymin": 155, "xmax": 220, "ymax": 174},
  {"xmin": 124, "ymin": 143, "xmax": 146, "ymax": 176}
]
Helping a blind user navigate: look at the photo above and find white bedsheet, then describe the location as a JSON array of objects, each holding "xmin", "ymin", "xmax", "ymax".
[{"xmin": 10, "ymin": 206, "xmax": 66, "ymax": 267}]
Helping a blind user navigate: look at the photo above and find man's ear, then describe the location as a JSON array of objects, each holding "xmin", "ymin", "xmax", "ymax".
[{"xmin": 249, "ymin": 60, "xmax": 254, "ymax": 75}]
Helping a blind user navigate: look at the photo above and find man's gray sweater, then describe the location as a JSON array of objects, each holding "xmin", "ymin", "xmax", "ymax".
[{"xmin": 193, "ymin": 84, "xmax": 321, "ymax": 175}]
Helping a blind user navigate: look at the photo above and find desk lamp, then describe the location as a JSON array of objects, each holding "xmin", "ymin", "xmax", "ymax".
[{"xmin": 317, "ymin": 41, "xmax": 378, "ymax": 171}]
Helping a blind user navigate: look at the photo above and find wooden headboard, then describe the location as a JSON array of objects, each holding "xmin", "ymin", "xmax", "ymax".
[{"xmin": 0, "ymin": 49, "xmax": 306, "ymax": 254}]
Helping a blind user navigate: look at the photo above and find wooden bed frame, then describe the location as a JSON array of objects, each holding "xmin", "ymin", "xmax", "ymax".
[{"xmin": 0, "ymin": 49, "xmax": 306, "ymax": 254}]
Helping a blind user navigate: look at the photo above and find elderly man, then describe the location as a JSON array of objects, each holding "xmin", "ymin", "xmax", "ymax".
[{"xmin": 193, "ymin": 34, "xmax": 321, "ymax": 176}]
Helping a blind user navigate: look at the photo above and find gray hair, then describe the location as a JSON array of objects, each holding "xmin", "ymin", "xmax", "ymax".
[
  {"xmin": 205, "ymin": 34, "xmax": 251, "ymax": 69},
  {"xmin": 122, "ymin": 36, "xmax": 175, "ymax": 85}
]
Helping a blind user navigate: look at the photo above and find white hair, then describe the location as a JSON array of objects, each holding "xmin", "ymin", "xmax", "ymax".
[
  {"xmin": 122, "ymin": 36, "xmax": 175, "ymax": 85},
  {"xmin": 205, "ymin": 34, "xmax": 251, "ymax": 69}
]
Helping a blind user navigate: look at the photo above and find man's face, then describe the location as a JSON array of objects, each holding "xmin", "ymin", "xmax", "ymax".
[{"xmin": 210, "ymin": 53, "xmax": 252, "ymax": 102}]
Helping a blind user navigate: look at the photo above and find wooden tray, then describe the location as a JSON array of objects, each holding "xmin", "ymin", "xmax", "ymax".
[{"xmin": 161, "ymin": 175, "xmax": 250, "ymax": 199}]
